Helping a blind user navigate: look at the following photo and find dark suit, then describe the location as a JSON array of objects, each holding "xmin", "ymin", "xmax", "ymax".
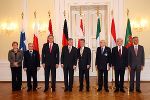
[
  {"xmin": 42, "ymin": 43, "xmax": 59, "ymax": 90},
  {"xmin": 128, "ymin": 45, "xmax": 145, "ymax": 90},
  {"xmin": 78, "ymin": 47, "xmax": 91, "ymax": 90},
  {"xmin": 23, "ymin": 50, "xmax": 40, "ymax": 90},
  {"xmin": 112, "ymin": 46, "xmax": 128, "ymax": 90},
  {"xmin": 95, "ymin": 46, "xmax": 111, "ymax": 90},
  {"xmin": 61, "ymin": 46, "xmax": 77, "ymax": 90}
]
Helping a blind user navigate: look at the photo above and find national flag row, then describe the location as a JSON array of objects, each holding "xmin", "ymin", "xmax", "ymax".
[{"xmin": 19, "ymin": 16, "xmax": 133, "ymax": 54}]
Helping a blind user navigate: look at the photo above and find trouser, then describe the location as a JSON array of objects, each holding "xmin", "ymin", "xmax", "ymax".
[
  {"xmin": 130, "ymin": 66, "xmax": 141, "ymax": 90},
  {"xmin": 98, "ymin": 69, "xmax": 108, "ymax": 90},
  {"xmin": 115, "ymin": 69, "xmax": 125, "ymax": 90},
  {"xmin": 79, "ymin": 69, "xmax": 89, "ymax": 90},
  {"xmin": 11, "ymin": 67, "xmax": 22, "ymax": 91},
  {"xmin": 44, "ymin": 66, "xmax": 56, "ymax": 90},
  {"xmin": 63, "ymin": 67, "xmax": 74, "ymax": 90},
  {"xmin": 26, "ymin": 68, "xmax": 37, "ymax": 89}
]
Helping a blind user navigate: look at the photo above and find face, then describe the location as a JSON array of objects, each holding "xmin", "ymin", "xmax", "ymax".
[
  {"xmin": 68, "ymin": 40, "xmax": 73, "ymax": 46},
  {"xmin": 133, "ymin": 38, "xmax": 139, "ymax": 45},
  {"xmin": 48, "ymin": 36, "xmax": 54, "ymax": 43},
  {"xmin": 28, "ymin": 43, "xmax": 33, "ymax": 50},
  {"xmin": 80, "ymin": 40, "xmax": 85, "ymax": 47},
  {"xmin": 100, "ymin": 40, "xmax": 106, "ymax": 47},
  {"xmin": 12, "ymin": 43, "xmax": 18, "ymax": 50},
  {"xmin": 117, "ymin": 39, "xmax": 123, "ymax": 46}
]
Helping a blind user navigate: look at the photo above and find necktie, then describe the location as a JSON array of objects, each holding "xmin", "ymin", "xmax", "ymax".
[
  {"xmin": 80, "ymin": 48, "xmax": 83, "ymax": 56},
  {"xmin": 30, "ymin": 51, "xmax": 32, "ymax": 56},
  {"xmin": 119, "ymin": 47, "xmax": 121, "ymax": 56},
  {"xmin": 50, "ymin": 44, "xmax": 52, "ymax": 53},
  {"xmin": 68, "ymin": 47, "xmax": 71, "ymax": 53},
  {"xmin": 134, "ymin": 46, "xmax": 138, "ymax": 56},
  {"xmin": 101, "ymin": 48, "xmax": 104, "ymax": 54}
]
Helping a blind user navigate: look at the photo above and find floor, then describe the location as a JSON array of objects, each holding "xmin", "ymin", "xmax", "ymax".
[{"xmin": 0, "ymin": 77, "xmax": 149, "ymax": 100}]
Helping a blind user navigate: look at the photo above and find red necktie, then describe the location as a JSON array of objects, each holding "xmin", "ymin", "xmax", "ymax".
[{"xmin": 50, "ymin": 44, "xmax": 52, "ymax": 53}]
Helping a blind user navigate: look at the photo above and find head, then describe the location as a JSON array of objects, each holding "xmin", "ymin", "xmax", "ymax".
[
  {"xmin": 80, "ymin": 39, "xmax": 85, "ymax": 48},
  {"xmin": 47, "ymin": 35, "xmax": 54, "ymax": 43},
  {"xmin": 132, "ymin": 36, "xmax": 139, "ymax": 45},
  {"xmin": 12, "ymin": 41, "xmax": 18, "ymax": 50},
  {"xmin": 116, "ymin": 38, "xmax": 123, "ymax": 46},
  {"xmin": 68, "ymin": 38, "xmax": 73, "ymax": 46},
  {"xmin": 28, "ymin": 43, "xmax": 34, "ymax": 50},
  {"xmin": 100, "ymin": 40, "xmax": 106, "ymax": 47}
]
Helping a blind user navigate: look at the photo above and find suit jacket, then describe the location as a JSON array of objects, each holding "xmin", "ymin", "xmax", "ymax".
[
  {"xmin": 77, "ymin": 47, "xmax": 91, "ymax": 70},
  {"xmin": 112, "ymin": 46, "xmax": 128, "ymax": 70},
  {"xmin": 95, "ymin": 46, "xmax": 111, "ymax": 70},
  {"xmin": 128, "ymin": 45, "xmax": 145, "ymax": 68},
  {"xmin": 61, "ymin": 46, "xmax": 77, "ymax": 68},
  {"xmin": 23, "ymin": 50, "xmax": 40, "ymax": 69},
  {"xmin": 8, "ymin": 49, "xmax": 23, "ymax": 67},
  {"xmin": 42, "ymin": 43, "xmax": 59, "ymax": 66}
]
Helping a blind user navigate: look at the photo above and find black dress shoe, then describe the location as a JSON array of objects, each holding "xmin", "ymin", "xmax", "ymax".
[
  {"xmin": 33, "ymin": 88, "xmax": 37, "ymax": 91},
  {"xmin": 64, "ymin": 88, "xmax": 68, "ymax": 92},
  {"xmin": 69, "ymin": 89, "xmax": 72, "ymax": 92},
  {"xmin": 52, "ymin": 88, "xmax": 55, "ymax": 92},
  {"xmin": 114, "ymin": 89, "xmax": 119, "ymax": 93},
  {"xmin": 120, "ymin": 89, "xmax": 125, "ymax": 93},
  {"xmin": 79, "ymin": 88, "xmax": 83, "ymax": 92},
  {"xmin": 86, "ymin": 88, "xmax": 89, "ymax": 92},
  {"xmin": 27, "ymin": 88, "xmax": 32, "ymax": 92},
  {"xmin": 129, "ymin": 89, "xmax": 134, "ymax": 93},
  {"xmin": 97, "ymin": 88, "xmax": 102, "ymax": 92},
  {"xmin": 44, "ymin": 88, "xmax": 48, "ymax": 92},
  {"xmin": 105, "ymin": 89, "xmax": 109, "ymax": 92},
  {"xmin": 136, "ymin": 89, "xmax": 142, "ymax": 93}
]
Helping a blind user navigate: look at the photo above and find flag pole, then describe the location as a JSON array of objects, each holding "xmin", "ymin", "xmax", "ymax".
[
  {"xmin": 20, "ymin": 12, "xmax": 26, "ymax": 90},
  {"xmin": 127, "ymin": 9, "xmax": 130, "ymax": 95},
  {"xmin": 111, "ymin": 10, "xmax": 114, "ymax": 90}
]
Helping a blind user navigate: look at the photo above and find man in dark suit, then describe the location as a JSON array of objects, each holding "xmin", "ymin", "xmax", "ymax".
[
  {"xmin": 77, "ymin": 39, "xmax": 91, "ymax": 92},
  {"xmin": 95, "ymin": 40, "xmax": 111, "ymax": 92},
  {"xmin": 112, "ymin": 38, "xmax": 128, "ymax": 93},
  {"xmin": 23, "ymin": 43, "xmax": 40, "ymax": 92},
  {"xmin": 42, "ymin": 35, "xmax": 59, "ymax": 92},
  {"xmin": 61, "ymin": 38, "xmax": 77, "ymax": 92},
  {"xmin": 128, "ymin": 36, "xmax": 145, "ymax": 93}
]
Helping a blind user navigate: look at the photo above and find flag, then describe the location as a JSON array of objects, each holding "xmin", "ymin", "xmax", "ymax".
[
  {"xmin": 110, "ymin": 18, "xmax": 117, "ymax": 48},
  {"xmin": 48, "ymin": 19, "xmax": 53, "ymax": 35},
  {"xmin": 124, "ymin": 18, "xmax": 133, "ymax": 48},
  {"xmin": 33, "ymin": 21, "xmax": 39, "ymax": 52},
  {"xmin": 19, "ymin": 21, "xmax": 26, "ymax": 51},
  {"xmin": 78, "ymin": 18, "xmax": 85, "ymax": 48},
  {"xmin": 96, "ymin": 17, "xmax": 101, "ymax": 47},
  {"xmin": 62, "ymin": 19, "xmax": 68, "ymax": 46}
]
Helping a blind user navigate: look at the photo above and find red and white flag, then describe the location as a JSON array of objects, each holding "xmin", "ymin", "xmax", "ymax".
[
  {"xmin": 33, "ymin": 21, "xmax": 39, "ymax": 52},
  {"xmin": 77, "ymin": 17, "xmax": 85, "ymax": 48},
  {"xmin": 48, "ymin": 19, "xmax": 53, "ymax": 35},
  {"xmin": 110, "ymin": 18, "xmax": 117, "ymax": 48}
]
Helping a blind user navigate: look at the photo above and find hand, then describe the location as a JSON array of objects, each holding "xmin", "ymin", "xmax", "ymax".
[
  {"xmin": 13, "ymin": 62, "xmax": 18, "ymax": 67},
  {"xmin": 23, "ymin": 68, "xmax": 27, "ymax": 71},
  {"xmin": 107, "ymin": 66, "xmax": 110, "ymax": 71},
  {"xmin": 42, "ymin": 64, "xmax": 45, "ymax": 68},
  {"xmin": 37, "ymin": 67, "xmax": 40, "ymax": 71},
  {"xmin": 61, "ymin": 64, "xmax": 64, "ymax": 68},
  {"xmin": 87, "ymin": 65, "xmax": 90, "ymax": 69},
  {"xmin": 95, "ymin": 65, "xmax": 98, "ymax": 71},
  {"xmin": 56, "ymin": 64, "xmax": 59, "ymax": 68},
  {"xmin": 73, "ymin": 65, "xmax": 76, "ymax": 70},
  {"xmin": 141, "ymin": 66, "xmax": 144, "ymax": 71},
  {"xmin": 128, "ymin": 66, "xmax": 131, "ymax": 71}
]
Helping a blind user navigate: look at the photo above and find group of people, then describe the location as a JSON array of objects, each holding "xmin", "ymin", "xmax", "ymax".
[{"xmin": 8, "ymin": 34, "xmax": 145, "ymax": 93}]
